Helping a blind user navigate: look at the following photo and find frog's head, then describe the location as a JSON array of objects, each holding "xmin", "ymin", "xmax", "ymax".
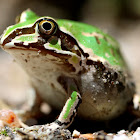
[
  {"xmin": 0, "ymin": 9, "xmax": 85, "ymax": 73},
  {"xmin": 0, "ymin": 9, "xmax": 85, "ymax": 55}
]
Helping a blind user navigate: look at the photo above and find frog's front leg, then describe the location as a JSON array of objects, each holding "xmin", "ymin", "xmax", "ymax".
[
  {"xmin": 39, "ymin": 91, "xmax": 81, "ymax": 138},
  {"xmin": 20, "ymin": 90, "xmax": 81, "ymax": 138},
  {"xmin": 55, "ymin": 91, "xmax": 81, "ymax": 129}
]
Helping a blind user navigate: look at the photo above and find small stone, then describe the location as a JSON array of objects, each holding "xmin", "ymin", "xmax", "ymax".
[
  {"xmin": 79, "ymin": 133, "xmax": 93, "ymax": 140},
  {"xmin": 133, "ymin": 127, "xmax": 140, "ymax": 140},
  {"xmin": 72, "ymin": 129, "xmax": 80, "ymax": 138}
]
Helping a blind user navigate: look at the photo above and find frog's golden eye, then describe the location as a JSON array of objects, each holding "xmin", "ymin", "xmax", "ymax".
[{"xmin": 38, "ymin": 19, "xmax": 57, "ymax": 36}]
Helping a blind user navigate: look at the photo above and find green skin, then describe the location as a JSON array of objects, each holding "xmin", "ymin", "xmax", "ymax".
[
  {"xmin": 63, "ymin": 91, "xmax": 78, "ymax": 119},
  {"xmin": 2, "ymin": 10, "xmax": 125, "ymax": 69},
  {"xmin": 0, "ymin": 10, "xmax": 135, "ymax": 130}
]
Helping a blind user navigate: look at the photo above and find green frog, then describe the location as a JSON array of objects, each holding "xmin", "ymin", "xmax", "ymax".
[{"xmin": 0, "ymin": 9, "xmax": 136, "ymax": 137}]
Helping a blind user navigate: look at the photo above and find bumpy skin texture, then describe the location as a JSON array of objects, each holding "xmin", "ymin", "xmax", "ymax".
[{"xmin": 0, "ymin": 10, "xmax": 135, "ymax": 121}]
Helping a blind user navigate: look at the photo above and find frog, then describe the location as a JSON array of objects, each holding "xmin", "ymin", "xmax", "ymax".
[{"xmin": 0, "ymin": 9, "xmax": 136, "ymax": 137}]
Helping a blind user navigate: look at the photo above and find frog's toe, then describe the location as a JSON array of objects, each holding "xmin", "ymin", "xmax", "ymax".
[
  {"xmin": 128, "ymin": 94, "xmax": 140, "ymax": 117},
  {"xmin": 133, "ymin": 94, "xmax": 140, "ymax": 110}
]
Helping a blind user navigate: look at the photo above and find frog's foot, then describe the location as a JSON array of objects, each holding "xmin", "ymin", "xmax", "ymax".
[
  {"xmin": 133, "ymin": 94, "xmax": 140, "ymax": 111},
  {"xmin": 126, "ymin": 94, "xmax": 140, "ymax": 131},
  {"xmin": 129, "ymin": 94, "xmax": 140, "ymax": 117},
  {"xmin": 19, "ymin": 122, "xmax": 71, "ymax": 139},
  {"xmin": 17, "ymin": 91, "xmax": 81, "ymax": 139}
]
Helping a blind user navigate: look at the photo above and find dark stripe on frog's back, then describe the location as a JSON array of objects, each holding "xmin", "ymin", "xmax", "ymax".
[{"xmin": 57, "ymin": 19, "xmax": 126, "ymax": 69}]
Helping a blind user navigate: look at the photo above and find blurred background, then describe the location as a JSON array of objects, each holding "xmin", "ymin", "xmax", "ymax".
[{"xmin": 0, "ymin": 0, "xmax": 140, "ymax": 109}]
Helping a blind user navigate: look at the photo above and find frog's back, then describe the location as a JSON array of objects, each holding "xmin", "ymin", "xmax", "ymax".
[
  {"xmin": 56, "ymin": 20, "xmax": 135, "ymax": 120},
  {"xmin": 57, "ymin": 19, "xmax": 126, "ymax": 70}
]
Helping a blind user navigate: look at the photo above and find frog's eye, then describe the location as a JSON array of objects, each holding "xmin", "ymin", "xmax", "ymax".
[{"xmin": 38, "ymin": 19, "xmax": 57, "ymax": 37}]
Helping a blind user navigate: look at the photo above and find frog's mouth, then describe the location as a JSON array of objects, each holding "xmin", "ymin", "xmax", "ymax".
[
  {"xmin": 1, "ymin": 42, "xmax": 74, "ymax": 60},
  {"xmin": 0, "ymin": 35, "xmax": 85, "ymax": 63},
  {"xmin": 0, "ymin": 34, "xmax": 71, "ymax": 58}
]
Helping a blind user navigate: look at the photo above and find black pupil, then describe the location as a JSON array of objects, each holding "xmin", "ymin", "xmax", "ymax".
[{"xmin": 43, "ymin": 22, "xmax": 52, "ymax": 31}]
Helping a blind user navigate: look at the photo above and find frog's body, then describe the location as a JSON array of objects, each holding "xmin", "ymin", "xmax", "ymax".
[{"xmin": 0, "ymin": 10, "xmax": 135, "ymax": 128}]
